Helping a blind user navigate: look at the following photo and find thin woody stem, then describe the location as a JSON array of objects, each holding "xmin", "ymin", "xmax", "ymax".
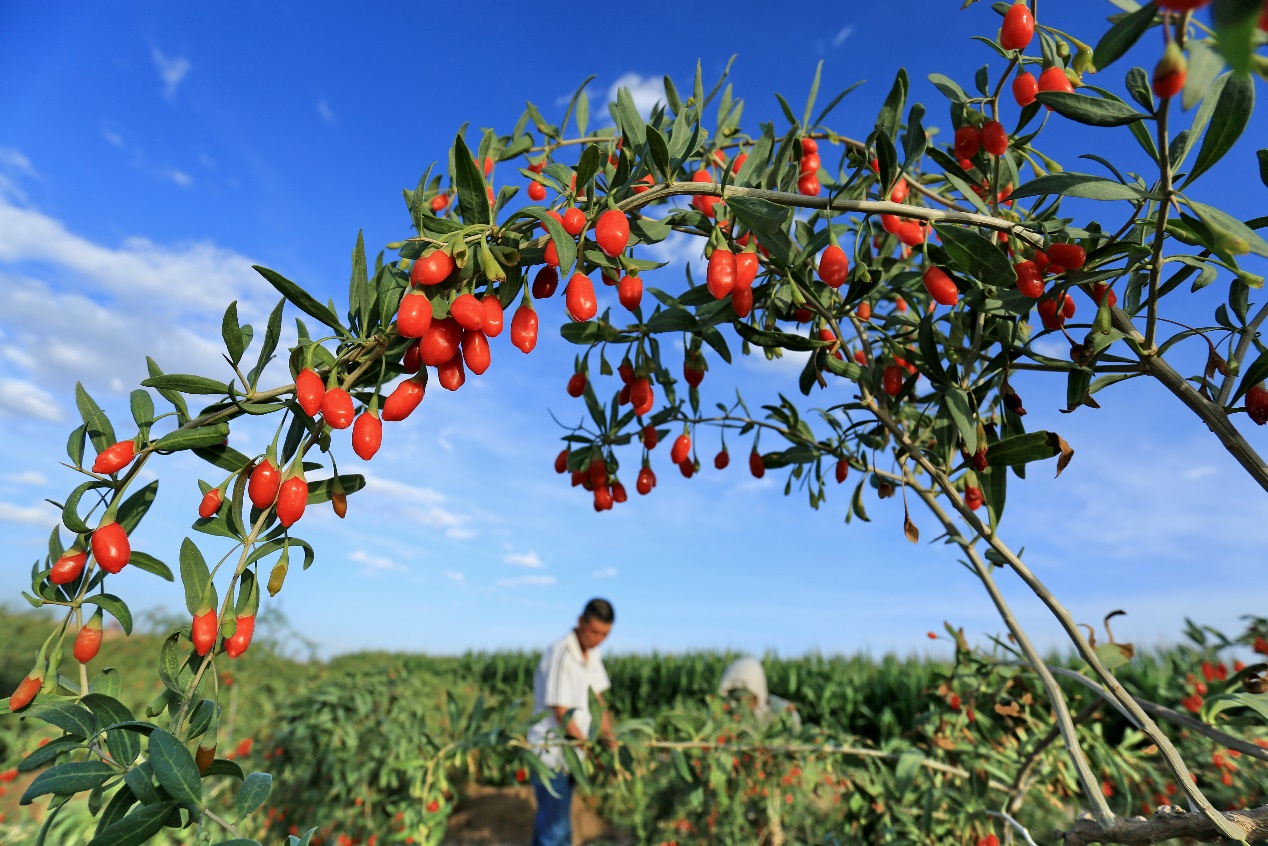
[
  {"xmin": 897, "ymin": 465, "xmax": 1115, "ymax": 827},
  {"xmin": 868, "ymin": 399, "xmax": 1247, "ymax": 841}
]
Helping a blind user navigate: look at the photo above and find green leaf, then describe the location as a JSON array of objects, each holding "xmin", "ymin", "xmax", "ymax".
[
  {"xmin": 348, "ymin": 230, "xmax": 369, "ymax": 331},
  {"xmin": 129, "ymin": 552, "xmax": 174, "ymax": 581},
  {"xmin": 699, "ymin": 325, "xmax": 732, "ymax": 365},
  {"xmin": 89, "ymin": 668, "xmax": 123, "ymax": 698},
  {"xmin": 85, "ymin": 594, "xmax": 133, "ymax": 635},
  {"xmin": 895, "ymin": 750, "xmax": 924, "ymax": 795},
  {"xmin": 1034, "ymin": 91, "xmax": 1148, "ymax": 126},
  {"xmin": 933, "ymin": 224, "xmax": 1015, "ymax": 285},
  {"xmin": 22, "ymin": 699, "xmax": 98, "ymax": 739},
  {"xmin": 1006, "ymin": 173, "xmax": 1144, "ymax": 202},
  {"xmin": 252, "ymin": 265, "xmax": 345, "ymax": 335},
  {"xmin": 646, "ymin": 308, "xmax": 697, "ymax": 334},
  {"xmin": 158, "ymin": 631, "xmax": 187, "ymax": 694},
  {"xmin": 147, "ymin": 729, "xmax": 202, "ymax": 809},
  {"xmin": 67, "ymin": 423, "xmax": 87, "ymax": 468},
  {"xmin": 1184, "ymin": 198, "xmax": 1268, "ymax": 257},
  {"xmin": 927, "ymin": 73, "xmax": 969, "ymax": 104},
  {"xmin": 202, "ymin": 760, "xmax": 245, "ymax": 781},
  {"xmin": 981, "ymin": 465, "xmax": 1007, "ymax": 530},
  {"xmin": 191, "ymin": 443, "xmax": 251, "ymax": 473},
  {"xmin": 559, "ymin": 320, "xmax": 633, "ymax": 345},
  {"xmin": 1182, "ymin": 72, "xmax": 1254, "ymax": 188},
  {"xmin": 1093, "ymin": 2, "xmax": 1158, "ymax": 70},
  {"xmin": 18, "ymin": 737, "xmax": 82, "ymax": 772},
  {"xmin": 1212, "ymin": 0, "xmax": 1263, "ymax": 74},
  {"xmin": 141, "ymin": 374, "xmax": 231, "ymax": 396},
  {"xmin": 76, "ymin": 383, "xmax": 116, "ymax": 454},
  {"xmin": 615, "ymin": 85, "xmax": 647, "ymax": 150},
  {"xmin": 152, "ymin": 423, "xmax": 230, "ymax": 452},
  {"xmin": 986, "ymin": 431, "xmax": 1063, "ymax": 467},
  {"xmin": 248, "ymin": 298, "xmax": 285, "ymax": 389},
  {"xmin": 129, "ymin": 390, "xmax": 154, "ymax": 433},
  {"xmin": 452, "ymin": 134, "xmax": 491, "ymax": 225},
  {"xmin": 514, "ymin": 207, "xmax": 577, "ymax": 276},
  {"xmin": 802, "ymin": 60, "xmax": 823, "ymax": 129},
  {"xmin": 82, "ymin": 694, "xmax": 140, "ymax": 767},
  {"xmin": 20, "ymin": 761, "xmax": 114, "ymax": 804},
  {"xmin": 876, "ymin": 68, "xmax": 908, "ymax": 140},
  {"xmin": 944, "ymin": 389, "xmax": 978, "ymax": 454},
  {"xmin": 146, "ymin": 358, "xmax": 190, "ymax": 424},
  {"xmin": 727, "ymin": 197, "xmax": 794, "ymax": 259},
  {"xmin": 733, "ymin": 322, "xmax": 824, "ymax": 352},
  {"xmin": 63, "ymin": 480, "xmax": 107, "ymax": 534},
  {"xmin": 116, "ymin": 480, "xmax": 159, "ymax": 534},
  {"xmin": 85, "ymin": 800, "xmax": 179, "ymax": 846},
  {"xmin": 234, "ymin": 772, "xmax": 273, "ymax": 822},
  {"xmin": 221, "ymin": 301, "xmax": 246, "ymax": 365},
  {"xmin": 305, "ymin": 474, "xmax": 365, "ymax": 505},
  {"xmin": 1232, "ymin": 351, "xmax": 1268, "ymax": 403},
  {"xmin": 1259, "ymin": 149, "xmax": 1268, "ymax": 188},
  {"xmin": 180, "ymin": 538, "xmax": 212, "ymax": 616}
]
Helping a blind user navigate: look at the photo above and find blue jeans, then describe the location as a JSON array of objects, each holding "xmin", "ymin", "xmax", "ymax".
[{"xmin": 531, "ymin": 768, "xmax": 573, "ymax": 846}]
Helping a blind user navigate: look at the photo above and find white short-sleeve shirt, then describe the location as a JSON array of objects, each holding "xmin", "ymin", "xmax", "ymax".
[{"xmin": 527, "ymin": 630, "xmax": 611, "ymax": 769}]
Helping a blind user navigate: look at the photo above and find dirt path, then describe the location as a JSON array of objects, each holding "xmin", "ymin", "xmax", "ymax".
[{"xmin": 442, "ymin": 783, "xmax": 625, "ymax": 846}]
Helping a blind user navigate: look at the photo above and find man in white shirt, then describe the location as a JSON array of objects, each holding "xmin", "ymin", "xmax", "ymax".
[{"xmin": 527, "ymin": 598, "xmax": 615, "ymax": 846}]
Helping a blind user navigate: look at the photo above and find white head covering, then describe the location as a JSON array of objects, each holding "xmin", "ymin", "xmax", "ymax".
[{"xmin": 718, "ymin": 657, "xmax": 770, "ymax": 717}]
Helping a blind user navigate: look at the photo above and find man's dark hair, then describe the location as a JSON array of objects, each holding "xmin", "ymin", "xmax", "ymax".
[{"xmin": 582, "ymin": 598, "xmax": 615, "ymax": 624}]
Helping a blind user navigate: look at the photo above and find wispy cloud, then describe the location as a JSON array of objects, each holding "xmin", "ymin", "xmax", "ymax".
[
  {"xmin": 316, "ymin": 100, "xmax": 337, "ymax": 126},
  {"xmin": 0, "ymin": 378, "xmax": 63, "ymax": 421},
  {"xmin": 361, "ymin": 472, "xmax": 476, "ymax": 540},
  {"xmin": 593, "ymin": 567, "xmax": 617, "ymax": 579},
  {"xmin": 0, "ymin": 500, "xmax": 58, "ymax": 525},
  {"xmin": 349, "ymin": 550, "xmax": 406, "ymax": 575},
  {"xmin": 150, "ymin": 46, "xmax": 191, "ymax": 101},
  {"xmin": 832, "ymin": 25, "xmax": 855, "ymax": 47},
  {"xmin": 504, "ymin": 550, "xmax": 544, "ymax": 569},
  {"xmin": 0, "ymin": 148, "xmax": 38, "ymax": 179},
  {"xmin": 4, "ymin": 471, "xmax": 47, "ymax": 486},
  {"xmin": 443, "ymin": 570, "xmax": 465, "ymax": 582},
  {"xmin": 160, "ymin": 167, "xmax": 193, "ymax": 188},
  {"xmin": 0, "ymin": 187, "xmax": 278, "ymax": 411},
  {"xmin": 497, "ymin": 575, "xmax": 557, "ymax": 588}
]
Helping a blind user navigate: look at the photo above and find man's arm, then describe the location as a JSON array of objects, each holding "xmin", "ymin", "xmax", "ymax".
[
  {"xmin": 595, "ymin": 691, "xmax": 614, "ymax": 739},
  {"xmin": 551, "ymin": 706, "xmax": 587, "ymax": 741}
]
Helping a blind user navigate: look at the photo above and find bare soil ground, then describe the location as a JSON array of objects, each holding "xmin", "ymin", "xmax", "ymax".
[{"xmin": 442, "ymin": 783, "xmax": 626, "ymax": 846}]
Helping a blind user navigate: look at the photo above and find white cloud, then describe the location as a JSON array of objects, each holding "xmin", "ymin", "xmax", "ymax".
[
  {"xmin": 832, "ymin": 25, "xmax": 855, "ymax": 47},
  {"xmin": 443, "ymin": 570, "xmax": 465, "ymax": 581},
  {"xmin": 607, "ymin": 73, "xmax": 665, "ymax": 119},
  {"xmin": 160, "ymin": 168, "xmax": 193, "ymax": 188},
  {"xmin": 349, "ymin": 550, "xmax": 406, "ymax": 575},
  {"xmin": 361, "ymin": 473, "xmax": 448, "ymax": 505},
  {"xmin": 316, "ymin": 100, "xmax": 337, "ymax": 126},
  {"xmin": 645, "ymin": 229, "xmax": 702, "ymax": 269},
  {"xmin": 150, "ymin": 47, "xmax": 191, "ymax": 101},
  {"xmin": 0, "ymin": 148, "xmax": 37, "ymax": 179},
  {"xmin": 0, "ymin": 500, "xmax": 58, "ymax": 525},
  {"xmin": 0, "ymin": 378, "xmax": 63, "ymax": 421},
  {"xmin": 497, "ymin": 575, "xmax": 557, "ymax": 587},
  {"xmin": 4, "ymin": 471, "xmax": 47, "ymax": 486},
  {"xmin": 0, "ymin": 191, "xmax": 280, "ymax": 413},
  {"xmin": 102, "ymin": 128, "xmax": 125, "ymax": 149},
  {"xmin": 593, "ymin": 567, "xmax": 617, "ymax": 578},
  {"xmin": 361, "ymin": 471, "xmax": 477, "ymax": 540},
  {"xmin": 504, "ymin": 550, "xmax": 544, "ymax": 568}
]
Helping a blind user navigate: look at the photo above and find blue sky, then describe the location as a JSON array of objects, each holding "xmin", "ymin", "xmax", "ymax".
[{"xmin": 1, "ymin": 2, "xmax": 1266, "ymax": 661}]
